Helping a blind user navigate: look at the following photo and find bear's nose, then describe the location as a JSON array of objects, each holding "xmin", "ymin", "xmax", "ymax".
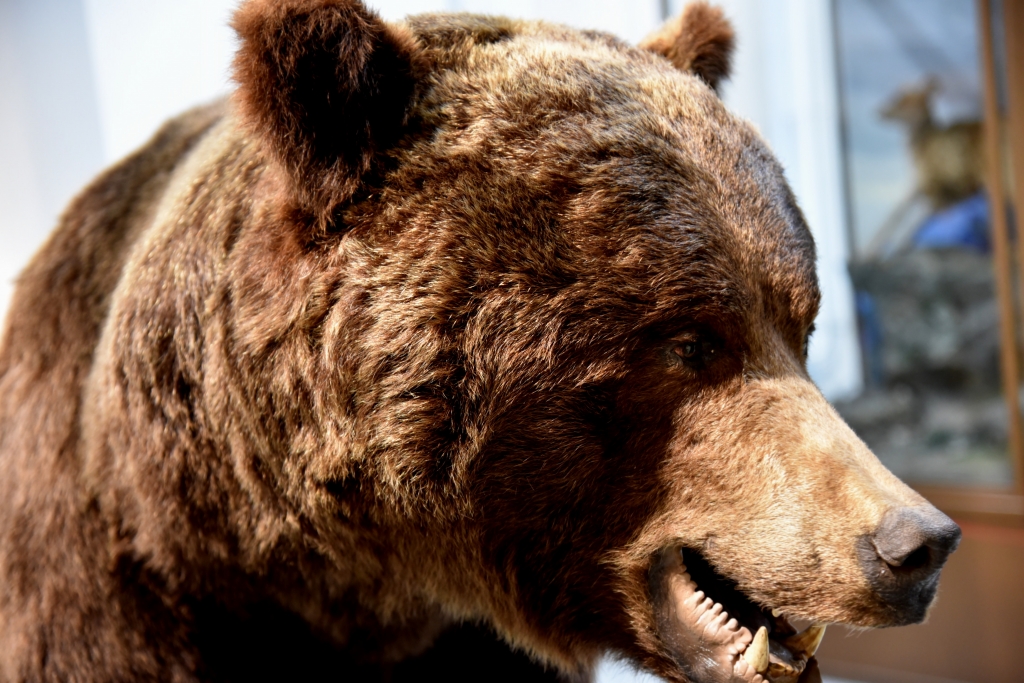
[
  {"xmin": 858, "ymin": 505, "xmax": 961, "ymax": 622},
  {"xmin": 871, "ymin": 506, "xmax": 961, "ymax": 569}
]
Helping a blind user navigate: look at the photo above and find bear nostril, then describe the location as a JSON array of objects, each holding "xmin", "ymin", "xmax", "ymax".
[
  {"xmin": 870, "ymin": 505, "xmax": 961, "ymax": 571},
  {"xmin": 898, "ymin": 544, "xmax": 932, "ymax": 571}
]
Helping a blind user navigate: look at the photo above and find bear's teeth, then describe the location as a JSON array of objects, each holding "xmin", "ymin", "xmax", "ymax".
[
  {"xmin": 783, "ymin": 623, "xmax": 827, "ymax": 658},
  {"xmin": 771, "ymin": 607, "xmax": 782, "ymax": 617},
  {"xmin": 732, "ymin": 657, "xmax": 765, "ymax": 683},
  {"xmin": 742, "ymin": 626, "xmax": 770, "ymax": 674}
]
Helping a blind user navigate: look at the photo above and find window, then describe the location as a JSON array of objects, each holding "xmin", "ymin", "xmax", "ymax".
[{"xmin": 833, "ymin": 0, "xmax": 1024, "ymax": 521}]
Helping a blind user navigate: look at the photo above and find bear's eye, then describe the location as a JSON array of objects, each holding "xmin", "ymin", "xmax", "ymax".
[{"xmin": 671, "ymin": 335, "xmax": 719, "ymax": 370}]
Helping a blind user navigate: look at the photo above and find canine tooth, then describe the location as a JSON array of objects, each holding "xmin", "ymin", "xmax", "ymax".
[
  {"xmin": 771, "ymin": 608, "xmax": 783, "ymax": 617},
  {"xmin": 784, "ymin": 623, "xmax": 827, "ymax": 659},
  {"xmin": 743, "ymin": 626, "xmax": 769, "ymax": 673}
]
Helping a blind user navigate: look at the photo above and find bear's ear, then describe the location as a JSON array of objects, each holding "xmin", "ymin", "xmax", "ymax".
[
  {"xmin": 232, "ymin": 0, "xmax": 422, "ymax": 223},
  {"xmin": 639, "ymin": 1, "xmax": 734, "ymax": 92}
]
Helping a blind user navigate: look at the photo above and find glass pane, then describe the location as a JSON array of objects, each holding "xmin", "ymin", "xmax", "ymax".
[{"xmin": 833, "ymin": 0, "xmax": 1015, "ymax": 486}]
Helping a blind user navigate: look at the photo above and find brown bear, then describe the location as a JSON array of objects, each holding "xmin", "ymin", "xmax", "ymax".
[{"xmin": 0, "ymin": 1, "xmax": 960, "ymax": 682}]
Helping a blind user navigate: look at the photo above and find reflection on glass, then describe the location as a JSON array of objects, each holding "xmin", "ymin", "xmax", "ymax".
[{"xmin": 833, "ymin": 0, "xmax": 1014, "ymax": 486}]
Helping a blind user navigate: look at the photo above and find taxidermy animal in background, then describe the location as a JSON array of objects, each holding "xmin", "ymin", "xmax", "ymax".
[{"xmin": 881, "ymin": 78, "xmax": 984, "ymax": 210}]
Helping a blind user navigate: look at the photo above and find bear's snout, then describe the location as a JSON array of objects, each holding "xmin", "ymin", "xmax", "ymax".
[{"xmin": 857, "ymin": 505, "xmax": 961, "ymax": 623}]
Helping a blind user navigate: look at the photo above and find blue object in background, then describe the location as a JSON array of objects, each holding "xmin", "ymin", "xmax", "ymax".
[
  {"xmin": 855, "ymin": 291, "xmax": 884, "ymax": 388},
  {"xmin": 913, "ymin": 192, "xmax": 990, "ymax": 253}
]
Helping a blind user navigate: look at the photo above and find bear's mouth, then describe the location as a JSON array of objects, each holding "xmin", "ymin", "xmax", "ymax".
[{"xmin": 659, "ymin": 548, "xmax": 826, "ymax": 683}]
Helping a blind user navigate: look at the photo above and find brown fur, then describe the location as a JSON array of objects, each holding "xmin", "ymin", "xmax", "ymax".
[
  {"xmin": 232, "ymin": 0, "xmax": 424, "ymax": 227},
  {"xmin": 639, "ymin": 1, "xmax": 734, "ymax": 92},
  {"xmin": 0, "ymin": 3, "xmax": 955, "ymax": 682}
]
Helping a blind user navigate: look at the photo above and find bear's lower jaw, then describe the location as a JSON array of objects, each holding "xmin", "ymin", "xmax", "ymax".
[{"xmin": 656, "ymin": 548, "xmax": 826, "ymax": 683}]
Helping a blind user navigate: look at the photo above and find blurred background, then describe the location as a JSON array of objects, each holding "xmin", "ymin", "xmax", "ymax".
[{"xmin": 1, "ymin": 1, "xmax": 1022, "ymax": 681}]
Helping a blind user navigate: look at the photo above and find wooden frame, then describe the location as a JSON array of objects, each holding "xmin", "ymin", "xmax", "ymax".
[
  {"xmin": 915, "ymin": 485, "xmax": 1024, "ymax": 527},
  {"xmin": 980, "ymin": 0, "xmax": 1024, "ymax": 491},
  {"xmin": 998, "ymin": 0, "xmax": 1024, "ymax": 491}
]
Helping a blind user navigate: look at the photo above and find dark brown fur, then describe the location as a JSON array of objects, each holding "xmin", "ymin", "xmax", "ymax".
[
  {"xmin": 0, "ymin": 3, "xmax": 954, "ymax": 682},
  {"xmin": 639, "ymin": 1, "xmax": 734, "ymax": 91},
  {"xmin": 232, "ymin": 0, "xmax": 424, "ymax": 225}
]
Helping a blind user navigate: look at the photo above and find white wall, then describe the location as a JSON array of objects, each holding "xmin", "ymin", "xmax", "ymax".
[
  {"xmin": 0, "ymin": 0, "xmax": 105, "ymax": 324},
  {"xmin": 0, "ymin": 4, "xmax": 46, "ymax": 313},
  {"xmin": 82, "ymin": 0, "xmax": 241, "ymax": 165}
]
